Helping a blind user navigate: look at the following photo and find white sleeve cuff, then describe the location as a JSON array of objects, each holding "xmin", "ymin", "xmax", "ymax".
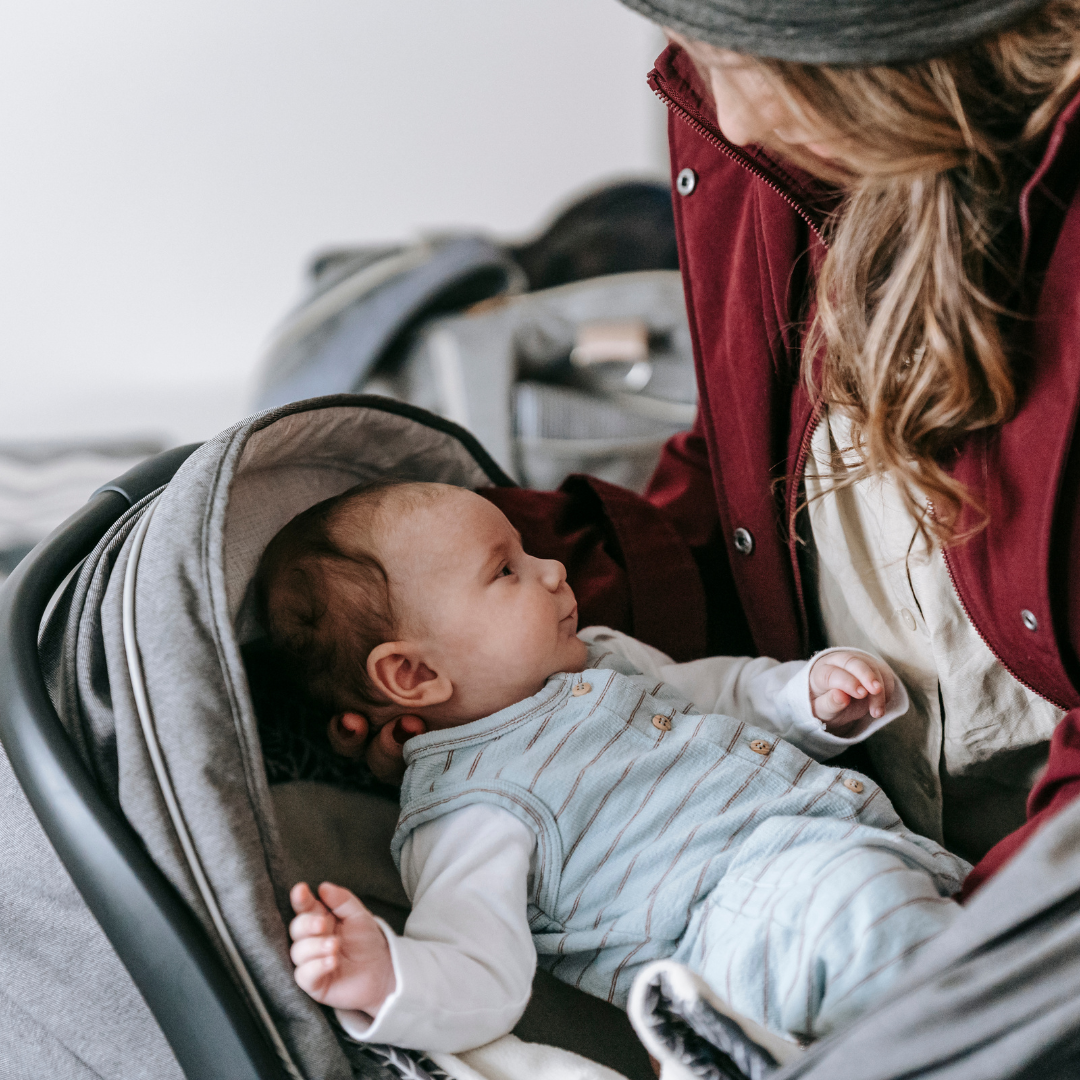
[
  {"xmin": 772, "ymin": 648, "xmax": 909, "ymax": 761},
  {"xmin": 333, "ymin": 917, "xmax": 406, "ymax": 1044},
  {"xmin": 334, "ymin": 917, "xmax": 532, "ymax": 1051},
  {"xmin": 335, "ymin": 806, "xmax": 537, "ymax": 1053}
]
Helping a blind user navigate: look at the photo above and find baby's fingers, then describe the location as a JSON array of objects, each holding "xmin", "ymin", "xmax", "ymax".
[
  {"xmin": 291, "ymin": 933, "xmax": 338, "ymax": 969},
  {"xmin": 810, "ymin": 686, "xmax": 850, "ymax": 723},
  {"xmin": 366, "ymin": 715, "xmax": 426, "ymax": 786},
  {"xmin": 293, "ymin": 954, "xmax": 339, "ymax": 1000},
  {"xmin": 318, "ymin": 882, "xmax": 371, "ymax": 923},
  {"xmin": 840, "ymin": 656, "xmax": 894, "ymax": 718},
  {"xmin": 821, "ymin": 665, "xmax": 871, "ymax": 702},
  {"xmin": 290, "ymin": 881, "xmax": 330, "ymax": 918},
  {"xmin": 839, "ymin": 655, "xmax": 885, "ymax": 697},
  {"xmin": 828, "ymin": 688, "xmax": 853, "ymax": 710},
  {"xmin": 289, "ymin": 909, "xmax": 338, "ymax": 943}
]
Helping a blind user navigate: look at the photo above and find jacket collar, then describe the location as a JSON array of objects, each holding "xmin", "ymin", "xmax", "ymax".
[
  {"xmin": 650, "ymin": 41, "xmax": 1080, "ymax": 255},
  {"xmin": 648, "ymin": 43, "xmax": 836, "ymax": 234},
  {"xmin": 1018, "ymin": 87, "xmax": 1080, "ymax": 275}
]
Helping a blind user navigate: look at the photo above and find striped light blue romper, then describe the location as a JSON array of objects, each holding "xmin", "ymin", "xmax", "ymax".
[{"xmin": 392, "ymin": 646, "xmax": 970, "ymax": 1038}]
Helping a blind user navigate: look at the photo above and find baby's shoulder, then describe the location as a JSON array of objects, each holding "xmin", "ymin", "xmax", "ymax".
[
  {"xmin": 581, "ymin": 635, "xmax": 644, "ymax": 678},
  {"xmin": 578, "ymin": 626, "xmax": 675, "ymax": 679},
  {"xmin": 577, "ymin": 628, "xmax": 699, "ymax": 716}
]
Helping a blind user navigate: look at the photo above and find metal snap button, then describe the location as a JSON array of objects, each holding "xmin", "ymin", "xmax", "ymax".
[
  {"xmin": 652, "ymin": 714, "xmax": 673, "ymax": 732},
  {"xmin": 1021, "ymin": 609, "xmax": 1039, "ymax": 632},
  {"xmin": 843, "ymin": 778, "xmax": 865, "ymax": 794},
  {"xmin": 733, "ymin": 528, "xmax": 754, "ymax": 555},
  {"xmin": 571, "ymin": 682, "xmax": 592, "ymax": 697},
  {"xmin": 676, "ymin": 167, "xmax": 697, "ymax": 195},
  {"xmin": 749, "ymin": 739, "xmax": 771, "ymax": 755}
]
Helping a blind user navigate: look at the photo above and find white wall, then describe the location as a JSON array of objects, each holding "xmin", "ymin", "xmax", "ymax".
[{"xmin": 0, "ymin": 0, "xmax": 667, "ymax": 446}]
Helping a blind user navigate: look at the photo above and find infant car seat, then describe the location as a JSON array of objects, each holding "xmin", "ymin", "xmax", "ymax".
[{"xmin": 0, "ymin": 396, "xmax": 656, "ymax": 1080}]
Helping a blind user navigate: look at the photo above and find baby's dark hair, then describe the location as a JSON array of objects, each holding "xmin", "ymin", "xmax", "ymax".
[{"xmin": 255, "ymin": 479, "xmax": 423, "ymax": 713}]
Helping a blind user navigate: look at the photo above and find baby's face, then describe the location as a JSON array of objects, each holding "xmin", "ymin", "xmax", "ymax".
[{"xmin": 379, "ymin": 486, "xmax": 589, "ymax": 723}]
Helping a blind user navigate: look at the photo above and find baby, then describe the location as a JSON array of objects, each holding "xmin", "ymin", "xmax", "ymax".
[{"xmin": 257, "ymin": 480, "xmax": 969, "ymax": 1053}]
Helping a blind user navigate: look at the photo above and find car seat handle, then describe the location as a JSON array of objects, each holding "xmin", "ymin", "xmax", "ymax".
[{"xmin": 92, "ymin": 442, "xmax": 202, "ymax": 506}]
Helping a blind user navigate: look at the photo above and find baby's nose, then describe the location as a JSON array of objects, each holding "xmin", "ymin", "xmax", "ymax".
[{"xmin": 539, "ymin": 558, "xmax": 567, "ymax": 589}]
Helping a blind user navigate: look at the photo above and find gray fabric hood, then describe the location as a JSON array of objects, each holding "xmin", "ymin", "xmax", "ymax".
[{"xmin": 38, "ymin": 396, "xmax": 511, "ymax": 1079}]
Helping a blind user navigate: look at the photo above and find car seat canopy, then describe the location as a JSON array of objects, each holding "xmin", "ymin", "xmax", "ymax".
[{"xmin": 39, "ymin": 396, "xmax": 513, "ymax": 1080}]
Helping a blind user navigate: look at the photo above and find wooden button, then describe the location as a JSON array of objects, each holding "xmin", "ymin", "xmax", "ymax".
[
  {"xmin": 749, "ymin": 739, "xmax": 771, "ymax": 755},
  {"xmin": 651, "ymin": 714, "xmax": 672, "ymax": 732},
  {"xmin": 571, "ymin": 682, "xmax": 591, "ymax": 697},
  {"xmin": 844, "ymin": 778, "xmax": 865, "ymax": 794}
]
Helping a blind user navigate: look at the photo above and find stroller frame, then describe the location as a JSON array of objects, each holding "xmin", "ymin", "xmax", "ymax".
[{"xmin": 0, "ymin": 443, "xmax": 289, "ymax": 1080}]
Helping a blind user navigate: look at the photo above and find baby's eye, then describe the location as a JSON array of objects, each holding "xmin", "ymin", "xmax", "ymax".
[{"xmin": 499, "ymin": 564, "xmax": 513, "ymax": 577}]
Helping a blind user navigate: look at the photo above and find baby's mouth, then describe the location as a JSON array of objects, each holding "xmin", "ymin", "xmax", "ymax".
[{"xmin": 561, "ymin": 603, "xmax": 579, "ymax": 631}]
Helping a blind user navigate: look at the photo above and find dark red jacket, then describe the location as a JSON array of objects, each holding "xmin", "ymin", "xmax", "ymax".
[{"xmin": 485, "ymin": 43, "xmax": 1080, "ymax": 896}]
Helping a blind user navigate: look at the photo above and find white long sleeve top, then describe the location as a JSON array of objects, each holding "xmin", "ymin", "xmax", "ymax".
[{"xmin": 336, "ymin": 630, "xmax": 908, "ymax": 1052}]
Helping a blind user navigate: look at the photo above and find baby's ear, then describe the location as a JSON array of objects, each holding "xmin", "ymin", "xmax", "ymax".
[
  {"xmin": 367, "ymin": 642, "xmax": 453, "ymax": 709},
  {"xmin": 327, "ymin": 712, "xmax": 369, "ymax": 758}
]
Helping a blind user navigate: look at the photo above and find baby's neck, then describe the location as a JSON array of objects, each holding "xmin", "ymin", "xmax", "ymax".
[{"xmin": 412, "ymin": 668, "xmax": 576, "ymax": 731}]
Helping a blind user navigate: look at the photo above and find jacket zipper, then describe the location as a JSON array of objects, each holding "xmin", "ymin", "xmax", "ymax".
[
  {"xmin": 655, "ymin": 75, "xmax": 826, "ymax": 651},
  {"xmin": 651, "ymin": 82, "xmax": 825, "ymax": 243}
]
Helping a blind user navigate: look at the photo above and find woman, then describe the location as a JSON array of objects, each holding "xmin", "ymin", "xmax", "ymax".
[{"xmin": 481, "ymin": 0, "xmax": 1080, "ymax": 902}]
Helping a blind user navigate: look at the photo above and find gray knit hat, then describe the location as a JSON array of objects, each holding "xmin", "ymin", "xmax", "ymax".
[{"xmin": 618, "ymin": 0, "xmax": 1051, "ymax": 64}]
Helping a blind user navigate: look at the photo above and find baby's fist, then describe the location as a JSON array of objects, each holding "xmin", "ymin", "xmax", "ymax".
[{"xmin": 809, "ymin": 650, "xmax": 894, "ymax": 732}]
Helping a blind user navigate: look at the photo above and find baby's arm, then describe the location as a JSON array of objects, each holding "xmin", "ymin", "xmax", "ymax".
[
  {"xmin": 669, "ymin": 646, "xmax": 908, "ymax": 759},
  {"xmin": 578, "ymin": 628, "xmax": 907, "ymax": 760},
  {"xmin": 294, "ymin": 803, "xmax": 536, "ymax": 1053}
]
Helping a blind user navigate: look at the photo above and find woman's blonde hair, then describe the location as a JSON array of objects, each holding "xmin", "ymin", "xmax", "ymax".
[{"xmin": 751, "ymin": 1, "xmax": 1080, "ymax": 541}]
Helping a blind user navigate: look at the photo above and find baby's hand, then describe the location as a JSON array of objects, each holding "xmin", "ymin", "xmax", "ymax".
[
  {"xmin": 808, "ymin": 650, "xmax": 894, "ymax": 732},
  {"xmin": 289, "ymin": 881, "xmax": 395, "ymax": 1015}
]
